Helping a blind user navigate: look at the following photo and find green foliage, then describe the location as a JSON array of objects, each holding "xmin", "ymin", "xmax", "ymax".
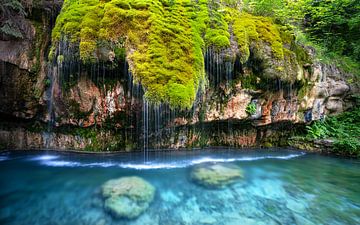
[
  {"xmin": 239, "ymin": 74, "xmax": 258, "ymax": 90},
  {"xmin": 295, "ymin": 30, "xmax": 360, "ymax": 76},
  {"xmin": 306, "ymin": 120, "xmax": 330, "ymax": 139},
  {"xmin": 246, "ymin": 102, "xmax": 257, "ymax": 115},
  {"xmin": 244, "ymin": 0, "xmax": 360, "ymax": 75},
  {"xmin": 300, "ymin": 0, "xmax": 360, "ymax": 62},
  {"xmin": 306, "ymin": 108, "xmax": 360, "ymax": 156},
  {"xmin": 243, "ymin": 0, "xmax": 285, "ymax": 17},
  {"xmin": 44, "ymin": 78, "xmax": 51, "ymax": 88}
]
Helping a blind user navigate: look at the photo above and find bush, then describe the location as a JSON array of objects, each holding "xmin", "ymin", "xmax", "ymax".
[{"xmin": 306, "ymin": 108, "xmax": 360, "ymax": 156}]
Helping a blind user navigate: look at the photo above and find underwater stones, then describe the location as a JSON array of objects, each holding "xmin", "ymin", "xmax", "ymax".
[
  {"xmin": 190, "ymin": 163, "xmax": 243, "ymax": 188},
  {"xmin": 286, "ymin": 199, "xmax": 307, "ymax": 214},
  {"xmin": 101, "ymin": 176, "xmax": 155, "ymax": 219},
  {"xmin": 198, "ymin": 215, "xmax": 217, "ymax": 224},
  {"xmin": 249, "ymin": 178, "xmax": 287, "ymax": 200},
  {"xmin": 160, "ymin": 190, "xmax": 182, "ymax": 204}
]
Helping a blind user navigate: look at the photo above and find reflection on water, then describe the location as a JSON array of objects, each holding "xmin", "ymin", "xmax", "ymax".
[{"xmin": 0, "ymin": 149, "xmax": 359, "ymax": 225}]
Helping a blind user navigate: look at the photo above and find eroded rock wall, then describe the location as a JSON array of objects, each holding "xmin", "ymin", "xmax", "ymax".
[{"xmin": 0, "ymin": 1, "xmax": 358, "ymax": 151}]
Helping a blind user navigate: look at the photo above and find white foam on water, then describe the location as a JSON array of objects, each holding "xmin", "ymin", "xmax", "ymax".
[
  {"xmin": 41, "ymin": 160, "xmax": 81, "ymax": 167},
  {"xmin": 40, "ymin": 160, "xmax": 116, "ymax": 167},
  {"xmin": 119, "ymin": 163, "xmax": 181, "ymax": 170},
  {"xmin": 31, "ymin": 155, "xmax": 59, "ymax": 161},
  {"xmin": 0, "ymin": 156, "xmax": 9, "ymax": 161},
  {"xmin": 190, "ymin": 157, "xmax": 238, "ymax": 164},
  {"xmin": 38, "ymin": 152, "xmax": 306, "ymax": 169},
  {"xmin": 85, "ymin": 162, "xmax": 117, "ymax": 167}
]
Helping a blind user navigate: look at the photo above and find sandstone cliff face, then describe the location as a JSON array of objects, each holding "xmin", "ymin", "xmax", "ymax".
[{"xmin": 0, "ymin": 2, "xmax": 358, "ymax": 151}]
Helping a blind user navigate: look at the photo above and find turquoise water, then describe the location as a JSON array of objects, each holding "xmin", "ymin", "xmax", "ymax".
[{"xmin": 0, "ymin": 149, "xmax": 359, "ymax": 225}]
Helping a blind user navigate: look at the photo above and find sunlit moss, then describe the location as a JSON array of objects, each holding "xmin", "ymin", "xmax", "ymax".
[
  {"xmin": 52, "ymin": 0, "xmax": 308, "ymax": 108},
  {"xmin": 52, "ymin": 0, "xmax": 213, "ymax": 109},
  {"xmin": 204, "ymin": 1, "xmax": 230, "ymax": 49},
  {"xmin": 228, "ymin": 11, "xmax": 286, "ymax": 63}
]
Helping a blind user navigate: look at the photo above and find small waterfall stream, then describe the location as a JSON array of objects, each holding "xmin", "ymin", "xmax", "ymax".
[
  {"xmin": 45, "ymin": 32, "xmax": 270, "ymax": 157},
  {"xmin": 143, "ymin": 97, "xmax": 149, "ymax": 162}
]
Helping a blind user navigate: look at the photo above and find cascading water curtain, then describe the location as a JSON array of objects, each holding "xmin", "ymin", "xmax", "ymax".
[{"xmin": 143, "ymin": 97, "xmax": 149, "ymax": 162}]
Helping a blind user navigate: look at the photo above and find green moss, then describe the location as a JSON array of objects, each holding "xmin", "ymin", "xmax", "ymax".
[
  {"xmin": 240, "ymin": 75, "xmax": 256, "ymax": 90},
  {"xmin": 29, "ymin": 20, "xmax": 45, "ymax": 75},
  {"xmin": 67, "ymin": 100, "xmax": 92, "ymax": 120},
  {"xmin": 57, "ymin": 55, "xmax": 65, "ymax": 64},
  {"xmin": 229, "ymin": 12, "xmax": 287, "ymax": 63},
  {"xmin": 33, "ymin": 87, "xmax": 42, "ymax": 100},
  {"xmin": 52, "ymin": 0, "xmax": 309, "ymax": 108},
  {"xmin": 26, "ymin": 121, "xmax": 47, "ymax": 133},
  {"xmin": 204, "ymin": 1, "xmax": 230, "ymax": 49},
  {"xmin": 44, "ymin": 78, "xmax": 51, "ymax": 88},
  {"xmin": 114, "ymin": 47, "xmax": 126, "ymax": 60},
  {"xmin": 52, "ymin": 0, "xmax": 210, "ymax": 109},
  {"xmin": 262, "ymin": 142, "xmax": 273, "ymax": 148},
  {"xmin": 297, "ymin": 79, "xmax": 312, "ymax": 101}
]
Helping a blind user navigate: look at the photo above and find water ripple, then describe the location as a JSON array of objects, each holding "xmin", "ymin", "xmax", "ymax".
[{"xmin": 38, "ymin": 152, "xmax": 306, "ymax": 169}]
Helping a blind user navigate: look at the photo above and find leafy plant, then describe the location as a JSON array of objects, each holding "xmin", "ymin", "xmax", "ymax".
[
  {"xmin": 244, "ymin": 0, "xmax": 360, "ymax": 74},
  {"xmin": 246, "ymin": 102, "xmax": 257, "ymax": 115},
  {"xmin": 306, "ymin": 107, "xmax": 360, "ymax": 156},
  {"xmin": 306, "ymin": 120, "xmax": 329, "ymax": 139},
  {"xmin": 44, "ymin": 78, "xmax": 51, "ymax": 88}
]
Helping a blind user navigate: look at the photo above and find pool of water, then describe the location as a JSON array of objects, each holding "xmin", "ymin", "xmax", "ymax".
[{"xmin": 0, "ymin": 149, "xmax": 359, "ymax": 225}]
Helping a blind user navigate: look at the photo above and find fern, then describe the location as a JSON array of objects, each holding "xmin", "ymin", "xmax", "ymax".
[
  {"xmin": 306, "ymin": 108, "xmax": 360, "ymax": 156},
  {"xmin": 0, "ymin": 20, "xmax": 23, "ymax": 38}
]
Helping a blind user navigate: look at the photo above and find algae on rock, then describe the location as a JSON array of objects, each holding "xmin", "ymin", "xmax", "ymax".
[
  {"xmin": 190, "ymin": 163, "xmax": 243, "ymax": 188},
  {"xmin": 51, "ymin": 0, "xmax": 310, "ymax": 108},
  {"xmin": 101, "ymin": 176, "xmax": 155, "ymax": 219}
]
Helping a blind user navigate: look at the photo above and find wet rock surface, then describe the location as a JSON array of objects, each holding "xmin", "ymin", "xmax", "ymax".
[{"xmin": 0, "ymin": 1, "xmax": 358, "ymax": 151}]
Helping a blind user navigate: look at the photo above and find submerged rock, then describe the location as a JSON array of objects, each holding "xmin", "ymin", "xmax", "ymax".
[
  {"xmin": 101, "ymin": 176, "xmax": 155, "ymax": 219},
  {"xmin": 190, "ymin": 163, "xmax": 243, "ymax": 188}
]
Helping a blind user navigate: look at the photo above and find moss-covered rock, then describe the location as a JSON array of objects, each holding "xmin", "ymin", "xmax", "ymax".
[
  {"xmin": 190, "ymin": 163, "xmax": 243, "ymax": 188},
  {"xmin": 101, "ymin": 176, "xmax": 155, "ymax": 219},
  {"xmin": 51, "ymin": 0, "xmax": 310, "ymax": 108}
]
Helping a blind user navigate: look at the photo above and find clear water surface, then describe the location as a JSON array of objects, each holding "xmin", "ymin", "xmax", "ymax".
[{"xmin": 0, "ymin": 149, "xmax": 359, "ymax": 225}]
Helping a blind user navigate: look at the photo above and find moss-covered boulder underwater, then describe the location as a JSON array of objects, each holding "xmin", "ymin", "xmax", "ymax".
[
  {"xmin": 0, "ymin": 0, "xmax": 359, "ymax": 153},
  {"xmin": 101, "ymin": 176, "xmax": 155, "ymax": 219},
  {"xmin": 191, "ymin": 162, "xmax": 243, "ymax": 188}
]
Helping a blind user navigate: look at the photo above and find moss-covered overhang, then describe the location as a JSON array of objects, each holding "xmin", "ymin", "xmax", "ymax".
[{"xmin": 51, "ymin": 0, "xmax": 310, "ymax": 109}]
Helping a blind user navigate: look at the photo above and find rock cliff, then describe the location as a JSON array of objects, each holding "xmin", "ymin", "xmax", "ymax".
[{"xmin": 0, "ymin": 0, "xmax": 358, "ymax": 151}]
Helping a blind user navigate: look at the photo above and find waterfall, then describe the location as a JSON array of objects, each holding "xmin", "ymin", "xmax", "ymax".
[
  {"xmin": 44, "ymin": 39, "xmax": 66, "ymax": 149},
  {"xmin": 225, "ymin": 58, "xmax": 233, "ymax": 147},
  {"xmin": 46, "ymin": 31, "xmax": 242, "ymax": 152},
  {"xmin": 46, "ymin": 65, "xmax": 55, "ymax": 132},
  {"xmin": 143, "ymin": 97, "xmax": 149, "ymax": 162}
]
